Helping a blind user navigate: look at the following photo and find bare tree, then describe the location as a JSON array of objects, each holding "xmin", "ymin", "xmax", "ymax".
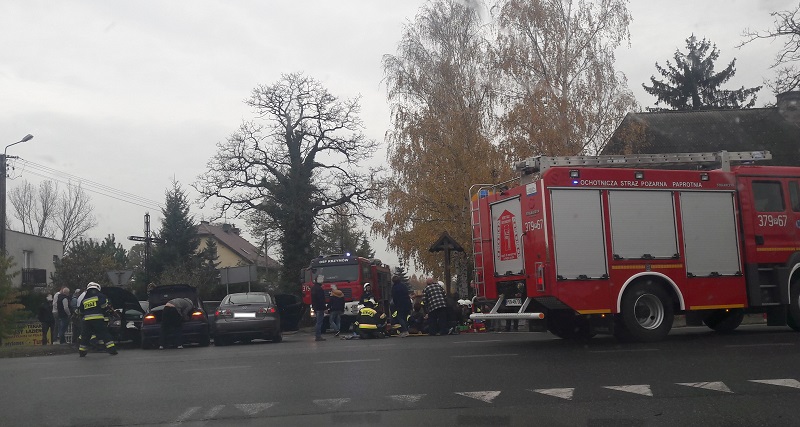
[
  {"xmin": 55, "ymin": 182, "xmax": 98, "ymax": 252},
  {"xmin": 741, "ymin": 4, "xmax": 800, "ymax": 93},
  {"xmin": 9, "ymin": 181, "xmax": 36, "ymax": 234},
  {"xmin": 9, "ymin": 180, "xmax": 58, "ymax": 237}
]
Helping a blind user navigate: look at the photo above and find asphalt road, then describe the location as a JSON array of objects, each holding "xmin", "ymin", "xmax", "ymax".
[{"xmin": 1, "ymin": 325, "xmax": 799, "ymax": 427}]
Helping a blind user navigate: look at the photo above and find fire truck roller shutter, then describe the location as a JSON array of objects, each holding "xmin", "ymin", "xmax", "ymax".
[
  {"xmin": 608, "ymin": 190, "xmax": 678, "ymax": 260},
  {"xmin": 550, "ymin": 189, "xmax": 607, "ymax": 279},
  {"xmin": 679, "ymin": 191, "xmax": 741, "ymax": 277}
]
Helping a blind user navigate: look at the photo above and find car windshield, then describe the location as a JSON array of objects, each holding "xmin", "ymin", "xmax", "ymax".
[
  {"xmin": 227, "ymin": 294, "xmax": 269, "ymax": 304},
  {"xmin": 312, "ymin": 265, "xmax": 359, "ymax": 282}
]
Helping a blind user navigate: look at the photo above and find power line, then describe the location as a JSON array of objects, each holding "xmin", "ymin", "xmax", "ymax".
[{"xmin": 8, "ymin": 159, "xmax": 163, "ymax": 211}]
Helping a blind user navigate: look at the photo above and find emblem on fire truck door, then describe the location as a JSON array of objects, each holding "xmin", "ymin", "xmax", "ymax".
[{"xmin": 496, "ymin": 210, "xmax": 521, "ymax": 261}]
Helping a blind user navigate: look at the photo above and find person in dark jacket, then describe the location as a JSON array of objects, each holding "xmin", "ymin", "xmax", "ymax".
[
  {"xmin": 423, "ymin": 278, "xmax": 448, "ymax": 336},
  {"xmin": 359, "ymin": 282, "xmax": 374, "ymax": 304},
  {"xmin": 56, "ymin": 287, "xmax": 73, "ymax": 344},
  {"xmin": 38, "ymin": 295, "xmax": 55, "ymax": 345},
  {"xmin": 77, "ymin": 282, "xmax": 117, "ymax": 357},
  {"xmin": 159, "ymin": 297, "xmax": 193, "ymax": 349},
  {"xmin": 311, "ymin": 273, "xmax": 327, "ymax": 342},
  {"xmin": 328, "ymin": 284, "xmax": 345, "ymax": 337},
  {"xmin": 391, "ymin": 275, "xmax": 412, "ymax": 337}
]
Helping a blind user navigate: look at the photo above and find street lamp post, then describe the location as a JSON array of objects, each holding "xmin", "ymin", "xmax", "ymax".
[{"xmin": 1, "ymin": 134, "xmax": 34, "ymax": 255}]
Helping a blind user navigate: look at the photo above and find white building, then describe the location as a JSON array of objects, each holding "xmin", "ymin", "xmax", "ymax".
[{"xmin": 5, "ymin": 230, "xmax": 62, "ymax": 288}]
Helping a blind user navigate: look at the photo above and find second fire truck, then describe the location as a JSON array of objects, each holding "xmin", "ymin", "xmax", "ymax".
[{"xmin": 470, "ymin": 151, "xmax": 800, "ymax": 342}]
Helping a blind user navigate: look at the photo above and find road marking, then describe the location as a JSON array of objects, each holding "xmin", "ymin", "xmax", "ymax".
[
  {"xmin": 677, "ymin": 381, "xmax": 733, "ymax": 393},
  {"xmin": 316, "ymin": 359, "xmax": 380, "ymax": 364},
  {"xmin": 530, "ymin": 388, "xmax": 575, "ymax": 400},
  {"xmin": 725, "ymin": 343, "xmax": 794, "ymax": 348},
  {"xmin": 183, "ymin": 365, "xmax": 250, "ymax": 372},
  {"xmin": 456, "ymin": 391, "xmax": 501, "ymax": 403},
  {"xmin": 313, "ymin": 398, "xmax": 350, "ymax": 410},
  {"xmin": 204, "ymin": 405, "xmax": 225, "ymax": 419},
  {"xmin": 453, "ymin": 339, "xmax": 503, "ymax": 344},
  {"xmin": 388, "ymin": 394, "xmax": 426, "ymax": 404},
  {"xmin": 172, "ymin": 407, "xmax": 200, "ymax": 424},
  {"xmin": 750, "ymin": 379, "xmax": 800, "ymax": 389},
  {"xmin": 589, "ymin": 348, "xmax": 659, "ymax": 353},
  {"xmin": 235, "ymin": 403, "xmax": 276, "ymax": 416},
  {"xmin": 604, "ymin": 385, "xmax": 653, "ymax": 397},
  {"xmin": 451, "ymin": 353, "xmax": 518, "ymax": 358},
  {"xmin": 41, "ymin": 374, "xmax": 111, "ymax": 380}
]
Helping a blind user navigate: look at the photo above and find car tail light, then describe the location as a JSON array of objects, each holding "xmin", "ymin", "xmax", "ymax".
[
  {"xmin": 143, "ymin": 314, "xmax": 157, "ymax": 326},
  {"xmin": 257, "ymin": 307, "xmax": 277, "ymax": 316},
  {"xmin": 215, "ymin": 309, "xmax": 232, "ymax": 318},
  {"xmin": 191, "ymin": 310, "xmax": 204, "ymax": 319}
]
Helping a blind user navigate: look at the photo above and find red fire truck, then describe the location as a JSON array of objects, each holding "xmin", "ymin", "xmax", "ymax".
[
  {"xmin": 470, "ymin": 151, "xmax": 800, "ymax": 342},
  {"xmin": 300, "ymin": 253, "xmax": 392, "ymax": 331}
]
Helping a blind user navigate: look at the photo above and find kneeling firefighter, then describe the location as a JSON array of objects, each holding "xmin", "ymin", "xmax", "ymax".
[
  {"xmin": 355, "ymin": 297, "xmax": 387, "ymax": 339},
  {"xmin": 77, "ymin": 282, "xmax": 117, "ymax": 357}
]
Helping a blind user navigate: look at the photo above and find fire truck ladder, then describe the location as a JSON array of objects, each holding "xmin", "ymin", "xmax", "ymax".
[
  {"xmin": 468, "ymin": 183, "xmax": 495, "ymax": 298},
  {"xmin": 516, "ymin": 150, "xmax": 772, "ymax": 174}
]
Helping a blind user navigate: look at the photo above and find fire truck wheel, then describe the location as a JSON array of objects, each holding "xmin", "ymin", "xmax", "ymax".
[
  {"xmin": 702, "ymin": 309, "xmax": 744, "ymax": 333},
  {"xmin": 788, "ymin": 280, "xmax": 800, "ymax": 332},
  {"xmin": 619, "ymin": 281, "xmax": 674, "ymax": 343}
]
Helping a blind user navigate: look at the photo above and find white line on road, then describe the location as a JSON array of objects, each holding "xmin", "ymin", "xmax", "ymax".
[
  {"xmin": 317, "ymin": 359, "xmax": 380, "ymax": 364},
  {"xmin": 724, "ymin": 343, "xmax": 794, "ymax": 348},
  {"xmin": 171, "ymin": 406, "xmax": 200, "ymax": 425},
  {"xmin": 183, "ymin": 365, "xmax": 251, "ymax": 372},
  {"xmin": 453, "ymin": 339, "xmax": 503, "ymax": 344},
  {"xmin": 41, "ymin": 374, "xmax": 111, "ymax": 380},
  {"xmin": 451, "ymin": 353, "xmax": 518, "ymax": 358},
  {"xmin": 589, "ymin": 348, "xmax": 660, "ymax": 353},
  {"xmin": 204, "ymin": 405, "xmax": 225, "ymax": 419}
]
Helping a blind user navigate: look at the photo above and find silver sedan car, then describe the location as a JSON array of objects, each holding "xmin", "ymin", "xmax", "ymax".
[{"xmin": 211, "ymin": 292, "xmax": 282, "ymax": 345}]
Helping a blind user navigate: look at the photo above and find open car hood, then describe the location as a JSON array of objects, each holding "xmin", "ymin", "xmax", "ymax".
[
  {"xmin": 148, "ymin": 284, "xmax": 200, "ymax": 309},
  {"xmin": 102, "ymin": 286, "xmax": 145, "ymax": 315}
]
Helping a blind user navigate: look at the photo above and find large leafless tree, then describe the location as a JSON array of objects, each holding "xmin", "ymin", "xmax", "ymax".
[
  {"xmin": 741, "ymin": 4, "xmax": 800, "ymax": 93},
  {"xmin": 195, "ymin": 73, "xmax": 383, "ymax": 291}
]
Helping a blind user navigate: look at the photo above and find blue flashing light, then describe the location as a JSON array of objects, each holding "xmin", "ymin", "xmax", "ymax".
[{"xmin": 572, "ymin": 180, "xmax": 579, "ymax": 185}]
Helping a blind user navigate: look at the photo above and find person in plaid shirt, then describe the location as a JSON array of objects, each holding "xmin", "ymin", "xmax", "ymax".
[{"xmin": 423, "ymin": 278, "xmax": 448, "ymax": 336}]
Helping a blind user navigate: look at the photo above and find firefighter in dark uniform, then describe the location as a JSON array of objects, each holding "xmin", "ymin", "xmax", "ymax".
[
  {"xmin": 77, "ymin": 282, "xmax": 118, "ymax": 357},
  {"xmin": 356, "ymin": 298, "xmax": 387, "ymax": 338}
]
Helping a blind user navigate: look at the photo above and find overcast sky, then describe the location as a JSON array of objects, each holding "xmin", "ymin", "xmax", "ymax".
[{"xmin": 1, "ymin": 0, "xmax": 796, "ymax": 272}]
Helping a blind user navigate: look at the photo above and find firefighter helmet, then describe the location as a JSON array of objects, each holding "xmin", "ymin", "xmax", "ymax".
[
  {"xmin": 87, "ymin": 282, "xmax": 101, "ymax": 291},
  {"xmin": 363, "ymin": 283, "xmax": 371, "ymax": 291}
]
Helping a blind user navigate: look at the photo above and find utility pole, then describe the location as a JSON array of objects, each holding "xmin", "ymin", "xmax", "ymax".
[
  {"xmin": 1, "ymin": 134, "xmax": 34, "ymax": 255},
  {"xmin": 128, "ymin": 213, "xmax": 165, "ymax": 283}
]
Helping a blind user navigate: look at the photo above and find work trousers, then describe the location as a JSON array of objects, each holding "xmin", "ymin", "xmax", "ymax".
[{"xmin": 80, "ymin": 319, "xmax": 116, "ymax": 353}]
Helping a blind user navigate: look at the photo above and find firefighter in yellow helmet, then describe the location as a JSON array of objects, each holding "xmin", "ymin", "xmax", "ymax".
[
  {"xmin": 77, "ymin": 282, "xmax": 117, "ymax": 357},
  {"xmin": 357, "ymin": 298, "xmax": 387, "ymax": 338}
]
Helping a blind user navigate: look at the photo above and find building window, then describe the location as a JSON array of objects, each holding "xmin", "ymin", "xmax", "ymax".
[{"xmin": 22, "ymin": 250, "xmax": 32, "ymax": 269}]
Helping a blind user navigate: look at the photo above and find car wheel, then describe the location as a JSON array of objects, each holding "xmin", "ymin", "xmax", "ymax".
[
  {"xmin": 703, "ymin": 308, "xmax": 745, "ymax": 333},
  {"xmin": 272, "ymin": 330, "xmax": 283, "ymax": 343},
  {"xmin": 619, "ymin": 280, "xmax": 674, "ymax": 343}
]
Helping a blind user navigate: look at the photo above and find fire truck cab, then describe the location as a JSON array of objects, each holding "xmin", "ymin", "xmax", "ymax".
[
  {"xmin": 470, "ymin": 151, "xmax": 800, "ymax": 342},
  {"xmin": 301, "ymin": 254, "xmax": 392, "ymax": 331}
]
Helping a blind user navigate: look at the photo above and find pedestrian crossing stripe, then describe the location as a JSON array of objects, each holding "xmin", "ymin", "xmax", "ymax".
[
  {"xmin": 530, "ymin": 388, "xmax": 574, "ymax": 400},
  {"xmin": 676, "ymin": 382, "xmax": 732, "ymax": 393},
  {"xmin": 388, "ymin": 394, "xmax": 426, "ymax": 403},
  {"xmin": 313, "ymin": 398, "xmax": 351, "ymax": 410},
  {"xmin": 456, "ymin": 391, "xmax": 501, "ymax": 403},
  {"xmin": 749, "ymin": 379, "xmax": 800, "ymax": 389},
  {"xmin": 234, "ymin": 403, "xmax": 276, "ymax": 415},
  {"xmin": 604, "ymin": 385, "xmax": 653, "ymax": 396}
]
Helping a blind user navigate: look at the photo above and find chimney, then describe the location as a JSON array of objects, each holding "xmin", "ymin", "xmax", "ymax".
[
  {"xmin": 232, "ymin": 227, "xmax": 240, "ymax": 235},
  {"xmin": 222, "ymin": 223, "xmax": 231, "ymax": 233},
  {"xmin": 777, "ymin": 91, "xmax": 800, "ymax": 125}
]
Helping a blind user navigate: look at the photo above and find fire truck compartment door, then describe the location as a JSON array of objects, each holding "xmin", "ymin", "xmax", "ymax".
[
  {"xmin": 680, "ymin": 191, "xmax": 741, "ymax": 276},
  {"xmin": 608, "ymin": 190, "xmax": 678, "ymax": 259},
  {"xmin": 550, "ymin": 189, "xmax": 607, "ymax": 279},
  {"xmin": 490, "ymin": 196, "xmax": 524, "ymax": 276}
]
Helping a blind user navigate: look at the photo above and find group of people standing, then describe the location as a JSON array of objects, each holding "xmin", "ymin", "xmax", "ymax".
[
  {"xmin": 37, "ymin": 286, "xmax": 82, "ymax": 345},
  {"xmin": 309, "ymin": 274, "xmax": 460, "ymax": 341}
]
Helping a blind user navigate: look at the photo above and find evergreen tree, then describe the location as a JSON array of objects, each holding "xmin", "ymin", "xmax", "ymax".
[
  {"xmin": 0, "ymin": 254, "xmax": 24, "ymax": 340},
  {"xmin": 311, "ymin": 207, "xmax": 372, "ymax": 258},
  {"xmin": 355, "ymin": 236, "xmax": 374, "ymax": 259},
  {"xmin": 151, "ymin": 181, "xmax": 199, "ymax": 282},
  {"xmin": 393, "ymin": 264, "xmax": 411, "ymax": 291},
  {"xmin": 52, "ymin": 237, "xmax": 119, "ymax": 288},
  {"xmin": 196, "ymin": 237, "xmax": 221, "ymax": 298},
  {"xmin": 643, "ymin": 35, "xmax": 762, "ymax": 111}
]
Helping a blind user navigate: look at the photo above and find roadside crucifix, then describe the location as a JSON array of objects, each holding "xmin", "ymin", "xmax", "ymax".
[
  {"xmin": 128, "ymin": 212, "xmax": 164, "ymax": 283},
  {"xmin": 428, "ymin": 231, "xmax": 464, "ymax": 295}
]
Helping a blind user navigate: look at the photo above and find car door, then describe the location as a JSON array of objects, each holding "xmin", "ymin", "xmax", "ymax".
[{"xmin": 274, "ymin": 294, "xmax": 305, "ymax": 331}]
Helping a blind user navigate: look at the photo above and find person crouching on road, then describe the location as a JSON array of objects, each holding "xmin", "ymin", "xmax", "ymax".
[
  {"xmin": 77, "ymin": 282, "xmax": 117, "ymax": 357},
  {"xmin": 328, "ymin": 284, "xmax": 345, "ymax": 337},
  {"xmin": 159, "ymin": 298, "xmax": 193, "ymax": 349},
  {"xmin": 423, "ymin": 278, "xmax": 449, "ymax": 336}
]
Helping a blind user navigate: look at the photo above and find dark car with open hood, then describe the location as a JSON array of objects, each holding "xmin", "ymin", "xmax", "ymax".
[{"xmin": 140, "ymin": 284, "xmax": 210, "ymax": 349}]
